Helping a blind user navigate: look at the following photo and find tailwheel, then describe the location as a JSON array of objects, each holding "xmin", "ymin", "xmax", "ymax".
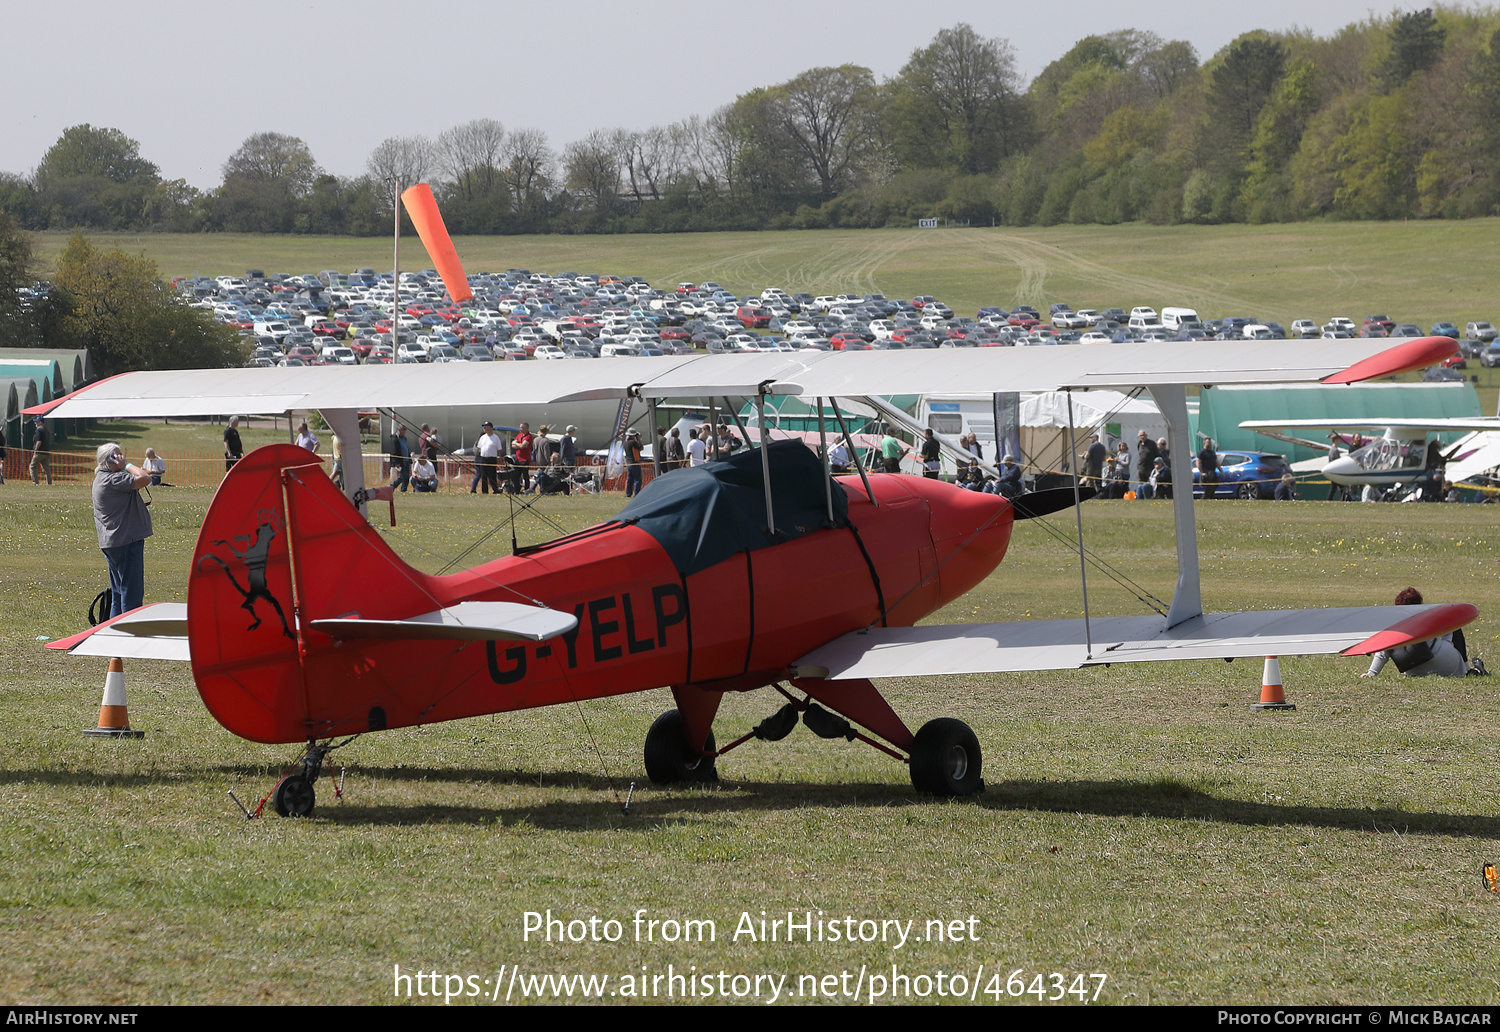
[
  {"xmin": 908, "ymin": 718, "xmax": 983, "ymax": 797},
  {"xmin": 272, "ymin": 773, "xmax": 316, "ymax": 817},
  {"xmin": 643, "ymin": 709, "xmax": 717, "ymax": 785}
]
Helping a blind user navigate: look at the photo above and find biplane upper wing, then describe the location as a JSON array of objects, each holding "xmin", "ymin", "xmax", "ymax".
[
  {"xmin": 33, "ymin": 337, "xmax": 1459, "ymax": 419},
  {"xmin": 788, "ymin": 603, "xmax": 1479, "ymax": 679}
]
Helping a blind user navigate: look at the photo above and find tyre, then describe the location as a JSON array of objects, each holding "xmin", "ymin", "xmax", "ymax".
[
  {"xmin": 272, "ymin": 773, "xmax": 315, "ymax": 817},
  {"xmin": 643, "ymin": 709, "xmax": 717, "ymax": 785},
  {"xmin": 908, "ymin": 718, "xmax": 983, "ymax": 796},
  {"xmin": 1237, "ymin": 481, "xmax": 1263, "ymax": 500}
]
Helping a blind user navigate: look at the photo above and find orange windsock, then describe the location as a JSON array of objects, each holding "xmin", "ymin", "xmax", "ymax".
[{"xmin": 400, "ymin": 184, "xmax": 472, "ymax": 303}]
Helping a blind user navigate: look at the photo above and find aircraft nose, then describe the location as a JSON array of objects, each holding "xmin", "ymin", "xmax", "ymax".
[
  {"xmin": 1325, "ymin": 457, "xmax": 1359, "ymax": 483},
  {"xmin": 925, "ymin": 485, "xmax": 1014, "ymax": 601}
]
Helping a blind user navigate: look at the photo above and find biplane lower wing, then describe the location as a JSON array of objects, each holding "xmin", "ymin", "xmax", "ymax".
[{"xmin": 789, "ymin": 603, "xmax": 1479, "ymax": 679}]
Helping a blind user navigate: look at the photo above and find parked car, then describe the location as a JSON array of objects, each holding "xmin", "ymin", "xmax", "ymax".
[{"xmin": 1192, "ymin": 451, "xmax": 1292, "ymax": 500}]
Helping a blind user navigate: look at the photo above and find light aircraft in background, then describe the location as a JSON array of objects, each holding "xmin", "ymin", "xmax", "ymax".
[
  {"xmin": 1239, "ymin": 417, "xmax": 1500, "ymax": 494},
  {"xmin": 39, "ymin": 339, "xmax": 1477, "ymax": 815}
]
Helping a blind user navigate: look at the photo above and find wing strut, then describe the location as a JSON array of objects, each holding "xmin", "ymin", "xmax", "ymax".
[
  {"xmin": 755, "ymin": 387, "xmax": 776, "ymax": 536},
  {"xmin": 649, "ymin": 397, "xmax": 660, "ymax": 479},
  {"xmin": 1065, "ymin": 389, "xmax": 1094, "ymax": 659},
  {"xmin": 318, "ymin": 407, "xmax": 367, "ymax": 517},
  {"xmin": 828, "ymin": 397, "xmax": 877, "ymax": 506},
  {"xmin": 1149, "ymin": 384, "xmax": 1202, "ymax": 628},
  {"xmin": 817, "ymin": 398, "xmax": 835, "ymax": 525}
]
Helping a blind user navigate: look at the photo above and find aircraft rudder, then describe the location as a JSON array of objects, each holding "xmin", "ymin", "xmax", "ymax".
[{"xmin": 188, "ymin": 445, "xmax": 311, "ymax": 743}]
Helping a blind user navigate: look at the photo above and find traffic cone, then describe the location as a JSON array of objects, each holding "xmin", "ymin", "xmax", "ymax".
[
  {"xmin": 83, "ymin": 658, "xmax": 145, "ymax": 738},
  {"xmin": 1251, "ymin": 656, "xmax": 1296, "ymax": 711}
]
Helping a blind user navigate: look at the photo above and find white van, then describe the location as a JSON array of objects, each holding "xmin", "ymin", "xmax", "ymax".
[
  {"xmin": 1162, "ymin": 307, "xmax": 1200, "ymax": 332},
  {"xmin": 253, "ymin": 320, "xmax": 292, "ymax": 342}
]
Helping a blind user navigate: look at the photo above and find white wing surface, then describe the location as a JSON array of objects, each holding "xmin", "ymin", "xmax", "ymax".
[
  {"xmin": 789, "ymin": 604, "xmax": 1477, "ymax": 680},
  {"xmin": 34, "ymin": 338, "xmax": 1459, "ymax": 421}
]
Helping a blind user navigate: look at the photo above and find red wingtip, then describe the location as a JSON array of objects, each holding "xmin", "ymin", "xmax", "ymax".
[
  {"xmin": 22, "ymin": 373, "xmax": 133, "ymax": 417},
  {"xmin": 44, "ymin": 607, "xmax": 141, "ymax": 651},
  {"xmin": 1322, "ymin": 337, "xmax": 1459, "ymax": 385},
  {"xmin": 1342, "ymin": 602, "xmax": 1478, "ymax": 656}
]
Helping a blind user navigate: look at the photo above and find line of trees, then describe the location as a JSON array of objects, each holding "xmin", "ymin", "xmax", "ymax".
[{"xmin": 5, "ymin": 9, "xmax": 1500, "ymax": 235}]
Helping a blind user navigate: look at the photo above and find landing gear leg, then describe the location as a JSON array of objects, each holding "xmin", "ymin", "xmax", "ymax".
[{"xmin": 272, "ymin": 740, "xmax": 331, "ymax": 817}]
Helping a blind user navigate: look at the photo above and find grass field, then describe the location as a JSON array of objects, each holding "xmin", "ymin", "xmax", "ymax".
[
  {"xmin": 3, "ymin": 469, "xmax": 1500, "ymax": 1005},
  {"xmin": 28, "ymin": 220, "xmax": 1500, "ymax": 338}
]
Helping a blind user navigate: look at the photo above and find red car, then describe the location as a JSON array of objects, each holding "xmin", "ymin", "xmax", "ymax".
[{"xmin": 736, "ymin": 306, "xmax": 772, "ymax": 329}]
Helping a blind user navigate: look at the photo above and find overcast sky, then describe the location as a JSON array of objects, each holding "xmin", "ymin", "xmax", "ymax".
[{"xmin": 8, "ymin": 0, "xmax": 1403, "ymax": 190}]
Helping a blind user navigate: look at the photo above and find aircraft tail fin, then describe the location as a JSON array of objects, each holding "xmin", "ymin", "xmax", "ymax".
[{"xmin": 188, "ymin": 444, "xmax": 442, "ymax": 744}]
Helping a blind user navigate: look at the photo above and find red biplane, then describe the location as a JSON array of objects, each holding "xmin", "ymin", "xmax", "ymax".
[{"xmin": 41, "ymin": 339, "xmax": 1477, "ymax": 814}]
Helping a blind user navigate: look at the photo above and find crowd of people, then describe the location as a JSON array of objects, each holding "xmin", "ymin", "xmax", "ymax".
[{"xmin": 190, "ymin": 415, "xmax": 1475, "ymax": 507}]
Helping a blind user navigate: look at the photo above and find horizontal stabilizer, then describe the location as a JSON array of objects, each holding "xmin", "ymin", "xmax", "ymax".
[
  {"xmin": 310, "ymin": 601, "xmax": 578, "ymax": 642},
  {"xmin": 108, "ymin": 603, "xmax": 188, "ymax": 637},
  {"xmin": 47, "ymin": 603, "xmax": 190, "ymax": 661},
  {"xmin": 789, "ymin": 604, "xmax": 1477, "ymax": 679}
]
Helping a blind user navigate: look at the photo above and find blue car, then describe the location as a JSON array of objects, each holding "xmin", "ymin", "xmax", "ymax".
[{"xmin": 1192, "ymin": 451, "xmax": 1292, "ymax": 499}]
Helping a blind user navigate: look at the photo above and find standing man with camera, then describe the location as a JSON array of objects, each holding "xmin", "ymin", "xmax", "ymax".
[{"xmin": 92, "ymin": 443, "xmax": 153, "ymax": 618}]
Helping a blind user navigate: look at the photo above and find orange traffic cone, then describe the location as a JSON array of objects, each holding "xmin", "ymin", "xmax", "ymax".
[
  {"xmin": 83, "ymin": 657, "xmax": 145, "ymax": 738},
  {"xmin": 1251, "ymin": 655, "xmax": 1296, "ymax": 711}
]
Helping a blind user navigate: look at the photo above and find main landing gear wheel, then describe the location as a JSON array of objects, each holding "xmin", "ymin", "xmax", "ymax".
[
  {"xmin": 908, "ymin": 718, "xmax": 983, "ymax": 797},
  {"xmin": 272, "ymin": 773, "xmax": 316, "ymax": 817},
  {"xmin": 644, "ymin": 709, "xmax": 717, "ymax": 785}
]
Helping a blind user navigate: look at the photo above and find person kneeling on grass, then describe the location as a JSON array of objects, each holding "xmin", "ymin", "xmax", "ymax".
[
  {"xmin": 411, "ymin": 455, "xmax": 438, "ymax": 493},
  {"xmin": 1361, "ymin": 587, "xmax": 1484, "ymax": 678}
]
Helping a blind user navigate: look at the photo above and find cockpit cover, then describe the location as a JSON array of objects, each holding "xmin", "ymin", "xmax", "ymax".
[{"xmin": 613, "ymin": 439, "xmax": 848, "ymax": 578}]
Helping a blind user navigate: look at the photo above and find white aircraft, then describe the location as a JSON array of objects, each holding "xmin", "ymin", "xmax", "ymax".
[
  {"xmin": 1239, "ymin": 417, "xmax": 1500, "ymax": 492},
  {"xmin": 36, "ymin": 337, "xmax": 1477, "ymax": 809}
]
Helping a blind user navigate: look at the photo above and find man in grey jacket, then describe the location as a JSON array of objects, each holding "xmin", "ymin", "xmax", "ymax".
[{"xmin": 92, "ymin": 442, "xmax": 153, "ymax": 618}]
